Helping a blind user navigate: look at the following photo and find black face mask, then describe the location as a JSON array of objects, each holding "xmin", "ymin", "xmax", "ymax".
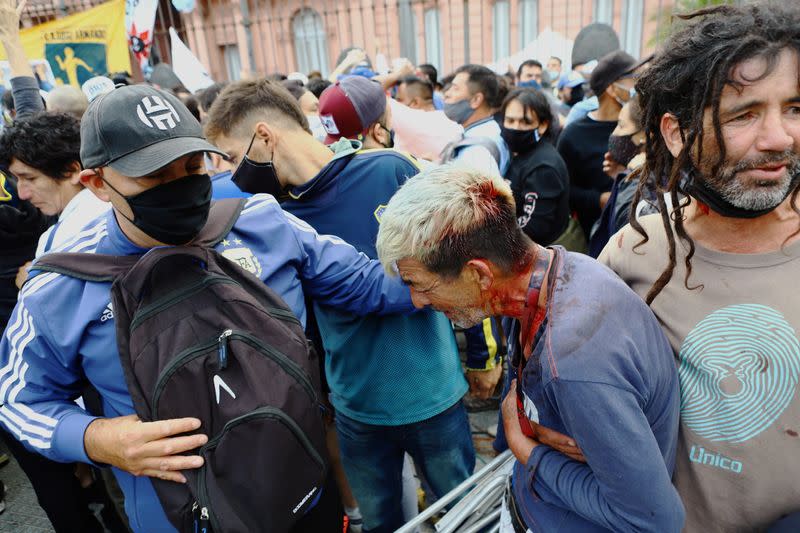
[
  {"xmin": 566, "ymin": 85, "xmax": 584, "ymax": 107},
  {"xmin": 501, "ymin": 126, "xmax": 541, "ymax": 154},
  {"xmin": 378, "ymin": 124, "xmax": 395, "ymax": 149},
  {"xmin": 684, "ymin": 169, "xmax": 800, "ymax": 219},
  {"xmin": 608, "ymin": 133, "xmax": 641, "ymax": 167},
  {"xmin": 105, "ymin": 173, "xmax": 212, "ymax": 245},
  {"xmin": 231, "ymin": 133, "xmax": 284, "ymax": 198}
]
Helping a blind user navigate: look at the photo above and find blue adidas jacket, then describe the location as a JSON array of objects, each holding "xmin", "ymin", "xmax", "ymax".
[
  {"xmin": 282, "ymin": 142, "xmax": 468, "ymax": 425},
  {"xmin": 0, "ymin": 195, "xmax": 413, "ymax": 532}
]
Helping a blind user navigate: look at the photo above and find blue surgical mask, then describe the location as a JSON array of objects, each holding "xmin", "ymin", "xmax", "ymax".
[
  {"xmin": 517, "ymin": 80, "xmax": 542, "ymax": 90},
  {"xmin": 546, "ymin": 69, "xmax": 560, "ymax": 82}
]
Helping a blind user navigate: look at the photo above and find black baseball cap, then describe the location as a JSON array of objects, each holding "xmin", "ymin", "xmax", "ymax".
[
  {"xmin": 80, "ymin": 84, "xmax": 225, "ymax": 177},
  {"xmin": 589, "ymin": 50, "xmax": 639, "ymax": 97}
]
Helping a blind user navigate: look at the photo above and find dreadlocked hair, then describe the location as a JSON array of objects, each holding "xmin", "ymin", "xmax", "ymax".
[{"xmin": 631, "ymin": 1, "xmax": 800, "ymax": 305}]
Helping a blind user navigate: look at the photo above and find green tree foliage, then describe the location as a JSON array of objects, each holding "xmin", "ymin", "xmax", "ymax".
[{"xmin": 650, "ymin": 0, "xmax": 745, "ymax": 47}]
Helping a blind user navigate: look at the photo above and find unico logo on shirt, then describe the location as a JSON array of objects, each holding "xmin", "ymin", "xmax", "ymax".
[{"xmin": 678, "ymin": 304, "xmax": 800, "ymax": 443}]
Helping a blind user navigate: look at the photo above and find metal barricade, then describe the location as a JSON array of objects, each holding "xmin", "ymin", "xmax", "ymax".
[{"xmin": 395, "ymin": 450, "xmax": 514, "ymax": 533}]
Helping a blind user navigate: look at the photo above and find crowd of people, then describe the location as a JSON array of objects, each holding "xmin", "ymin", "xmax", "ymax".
[{"xmin": 0, "ymin": 0, "xmax": 798, "ymax": 532}]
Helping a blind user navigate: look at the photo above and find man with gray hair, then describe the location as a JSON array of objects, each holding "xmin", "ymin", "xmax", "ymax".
[
  {"xmin": 46, "ymin": 85, "xmax": 89, "ymax": 118},
  {"xmin": 376, "ymin": 164, "xmax": 685, "ymax": 532}
]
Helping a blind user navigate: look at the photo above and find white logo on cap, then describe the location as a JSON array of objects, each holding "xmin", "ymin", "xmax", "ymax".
[
  {"xmin": 136, "ymin": 95, "xmax": 181, "ymax": 131},
  {"xmin": 319, "ymin": 114, "xmax": 339, "ymax": 135}
]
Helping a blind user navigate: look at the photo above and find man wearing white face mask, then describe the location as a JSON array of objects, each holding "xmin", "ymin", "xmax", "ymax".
[
  {"xmin": 281, "ymin": 80, "xmax": 328, "ymax": 142},
  {"xmin": 556, "ymin": 50, "xmax": 638, "ymax": 241}
]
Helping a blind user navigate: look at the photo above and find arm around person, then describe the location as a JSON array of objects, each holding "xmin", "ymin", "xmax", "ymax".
[{"xmin": 279, "ymin": 199, "xmax": 414, "ymax": 316}]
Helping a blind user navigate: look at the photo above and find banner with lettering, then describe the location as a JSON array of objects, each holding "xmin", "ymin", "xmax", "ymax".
[{"xmin": 0, "ymin": 0, "xmax": 130, "ymax": 87}]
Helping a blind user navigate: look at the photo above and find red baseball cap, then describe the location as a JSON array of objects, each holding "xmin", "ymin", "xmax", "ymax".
[{"xmin": 318, "ymin": 77, "xmax": 387, "ymax": 144}]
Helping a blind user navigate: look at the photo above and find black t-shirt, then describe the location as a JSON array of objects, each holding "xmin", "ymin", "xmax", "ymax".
[
  {"xmin": 556, "ymin": 115, "xmax": 617, "ymax": 238},
  {"xmin": 0, "ymin": 171, "xmax": 53, "ymax": 331},
  {"xmin": 506, "ymin": 141, "xmax": 570, "ymax": 246}
]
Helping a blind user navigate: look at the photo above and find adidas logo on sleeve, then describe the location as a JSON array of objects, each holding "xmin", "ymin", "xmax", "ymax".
[{"xmin": 100, "ymin": 302, "xmax": 114, "ymax": 323}]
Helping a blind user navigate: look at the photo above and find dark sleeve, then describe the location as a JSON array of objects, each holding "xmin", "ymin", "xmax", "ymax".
[
  {"xmin": 555, "ymin": 129, "xmax": 575, "ymax": 177},
  {"xmin": 557, "ymin": 129, "xmax": 601, "ymax": 215},
  {"xmin": 518, "ymin": 164, "xmax": 568, "ymax": 244},
  {"xmin": 611, "ymin": 176, "xmax": 637, "ymax": 234},
  {"xmin": 464, "ymin": 317, "xmax": 503, "ymax": 370},
  {"xmin": 569, "ymin": 185, "xmax": 601, "ymax": 220},
  {"xmin": 10, "ymin": 76, "xmax": 45, "ymax": 120},
  {"xmin": 525, "ymin": 380, "xmax": 684, "ymax": 533}
]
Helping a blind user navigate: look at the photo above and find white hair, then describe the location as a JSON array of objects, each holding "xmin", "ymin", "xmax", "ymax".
[
  {"xmin": 46, "ymin": 86, "xmax": 89, "ymax": 118},
  {"xmin": 376, "ymin": 163, "xmax": 514, "ymax": 275}
]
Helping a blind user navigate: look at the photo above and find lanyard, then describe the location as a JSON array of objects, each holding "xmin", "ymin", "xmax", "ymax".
[{"xmin": 515, "ymin": 246, "xmax": 560, "ymax": 438}]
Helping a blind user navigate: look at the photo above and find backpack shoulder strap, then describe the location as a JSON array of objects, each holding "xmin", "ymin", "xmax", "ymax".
[
  {"xmin": 32, "ymin": 253, "xmax": 138, "ymax": 282},
  {"xmin": 452, "ymin": 136, "xmax": 502, "ymax": 166},
  {"xmin": 32, "ymin": 198, "xmax": 246, "ymax": 282},
  {"xmin": 193, "ymin": 198, "xmax": 247, "ymax": 248}
]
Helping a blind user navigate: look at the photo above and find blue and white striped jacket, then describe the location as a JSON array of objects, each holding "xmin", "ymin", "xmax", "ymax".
[{"xmin": 0, "ymin": 194, "xmax": 412, "ymax": 532}]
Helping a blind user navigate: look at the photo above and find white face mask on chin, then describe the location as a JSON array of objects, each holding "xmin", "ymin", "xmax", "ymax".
[{"xmin": 306, "ymin": 115, "xmax": 327, "ymax": 143}]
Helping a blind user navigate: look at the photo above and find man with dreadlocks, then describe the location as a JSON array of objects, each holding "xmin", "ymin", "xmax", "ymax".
[{"xmin": 600, "ymin": 3, "xmax": 800, "ymax": 531}]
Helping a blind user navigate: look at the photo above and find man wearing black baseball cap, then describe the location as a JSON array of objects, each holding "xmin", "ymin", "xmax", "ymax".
[
  {"xmin": 557, "ymin": 50, "xmax": 639, "ymax": 241},
  {"xmin": 0, "ymin": 84, "xmax": 413, "ymax": 532}
]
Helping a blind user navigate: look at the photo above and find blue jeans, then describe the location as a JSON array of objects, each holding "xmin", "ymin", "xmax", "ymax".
[{"xmin": 335, "ymin": 400, "xmax": 476, "ymax": 533}]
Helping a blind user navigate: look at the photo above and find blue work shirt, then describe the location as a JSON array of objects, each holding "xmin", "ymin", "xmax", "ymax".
[{"xmin": 510, "ymin": 251, "xmax": 685, "ymax": 532}]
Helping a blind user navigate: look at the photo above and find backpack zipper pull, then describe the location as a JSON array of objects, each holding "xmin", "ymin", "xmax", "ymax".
[
  {"xmin": 192, "ymin": 501, "xmax": 199, "ymax": 533},
  {"xmin": 200, "ymin": 506, "xmax": 211, "ymax": 533},
  {"xmin": 218, "ymin": 329, "xmax": 232, "ymax": 370}
]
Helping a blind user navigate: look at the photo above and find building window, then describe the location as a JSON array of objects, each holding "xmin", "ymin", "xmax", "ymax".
[
  {"xmin": 399, "ymin": 0, "xmax": 418, "ymax": 63},
  {"xmin": 519, "ymin": 0, "xmax": 538, "ymax": 48},
  {"xmin": 292, "ymin": 8, "xmax": 329, "ymax": 76},
  {"xmin": 223, "ymin": 44, "xmax": 241, "ymax": 81},
  {"xmin": 424, "ymin": 8, "xmax": 443, "ymax": 70},
  {"xmin": 621, "ymin": 0, "xmax": 643, "ymax": 57},
  {"xmin": 593, "ymin": 0, "xmax": 613, "ymax": 24},
  {"xmin": 493, "ymin": 0, "xmax": 510, "ymax": 61}
]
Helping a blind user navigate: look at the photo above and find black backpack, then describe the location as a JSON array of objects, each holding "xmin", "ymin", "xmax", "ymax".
[{"xmin": 34, "ymin": 199, "xmax": 328, "ymax": 533}]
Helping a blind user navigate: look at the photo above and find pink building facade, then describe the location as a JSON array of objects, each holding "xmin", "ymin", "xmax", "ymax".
[{"xmin": 20, "ymin": 0, "xmax": 686, "ymax": 83}]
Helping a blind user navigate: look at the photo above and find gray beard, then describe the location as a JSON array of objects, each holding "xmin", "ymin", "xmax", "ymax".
[
  {"xmin": 702, "ymin": 149, "xmax": 800, "ymax": 211},
  {"xmin": 447, "ymin": 308, "xmax": 489, "ymax": 329},
  {"xmin": 717, "ymin": 171, "xmax": 798, "ymax": 211}
]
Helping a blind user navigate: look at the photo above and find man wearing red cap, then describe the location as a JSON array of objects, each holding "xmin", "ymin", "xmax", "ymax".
[{"xmin": 318, "ymin": 76, "xmax": 395, "ymax": 149}]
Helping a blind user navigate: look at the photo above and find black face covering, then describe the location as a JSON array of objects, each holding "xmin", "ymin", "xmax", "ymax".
[
  {"xmin": 231, "ymin": 133, "xmax": 285, "ymax": 197},
  {"xmin": 105, "ymin": 173, "xmax": 212, "ymax": 245},
  {"xmin": 608, "ymin": 133, "xmax": 641, "ymax": 168},
  {"xmin": 685, "ymin": 169, "xmax": 800, "ymax": 219},
  {"xmin": 378, "ymin": 124, "xmax": 395, "ymax": 149},
  {"xmin": 501, "ymin": 126, "xmax": 541, "ymax": 155}
]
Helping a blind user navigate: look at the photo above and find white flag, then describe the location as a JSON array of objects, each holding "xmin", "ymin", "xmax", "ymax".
[
  {"xmin": 169, "ymin": 27, "xmax": 214, "ymax": 94},
  {"xmin": 125, "ymin": 0, "xmax": 159, "ymax": 70}
]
